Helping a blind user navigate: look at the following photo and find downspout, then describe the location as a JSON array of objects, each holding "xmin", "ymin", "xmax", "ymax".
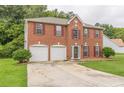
[{"xmin": 24, "ymin": 20, "xmax": 28, "ymax": 49}]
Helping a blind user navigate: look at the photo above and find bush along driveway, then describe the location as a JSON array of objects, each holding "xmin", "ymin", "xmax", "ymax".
[{"xmin": 0, "ymin": 58, "xmax": 27, "ymax": 87}]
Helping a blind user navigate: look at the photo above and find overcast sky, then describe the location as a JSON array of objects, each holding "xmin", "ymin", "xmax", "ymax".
[{"xmin": 48, "ymin": 5, "xmax": 124, "ymax": 27}]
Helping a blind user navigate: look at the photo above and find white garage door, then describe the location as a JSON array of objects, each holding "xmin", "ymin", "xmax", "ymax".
[
  {"xmin": 51, "ymin": 45, "xmax": 66, "ymax": 61},
  {"xmin": 30, "ymin": 45, "xmax": 48, "ymax": 62}
]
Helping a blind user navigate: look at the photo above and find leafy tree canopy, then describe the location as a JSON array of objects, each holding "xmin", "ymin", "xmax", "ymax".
[
  {"xmin": 0, "ymin": 5, "xmax": 75, "ymax": 57},
  {"xmin": 95, "ymin": 23, "xmax": 124, "ymax": 41}
]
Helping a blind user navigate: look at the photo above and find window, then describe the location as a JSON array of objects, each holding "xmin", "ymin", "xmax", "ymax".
[
  {"xmin": 73, "ymin": 29, "xmax": 79, "ymax": 39},
  {"xmin": 56, "ymin": 25, "xmax": 62, "ymax": 36},
  {"xmin": 83, "ymin": 46, "xmax": 89, "ymax": 57},
  {"xmin": 95, "ymin": 46, "xmax": 100, "ymax": 57},
  {"xmin": 35, "ymin": 23, "xmax": 43, "ymax": 34},
  {"xmin": 95, "ymin": 30, "xmax": 100, "ymax": 38},
  {"xmin": 83, "ymin": 28, "xmax": 89, "ymax": 37}
]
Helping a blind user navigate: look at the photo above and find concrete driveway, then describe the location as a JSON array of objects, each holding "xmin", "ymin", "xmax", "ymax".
[{"xmin": 27, "ymin": 63, "xmax": 124, "ymax": 87}]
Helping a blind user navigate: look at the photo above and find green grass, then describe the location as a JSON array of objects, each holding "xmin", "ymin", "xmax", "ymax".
[
  {"xmin": 0, "ymin": 58, "xmax": 27, "ymax": 87},
  {"xmin": 80, "ymin": 54, "xmax": 124, "ymax": 77}
]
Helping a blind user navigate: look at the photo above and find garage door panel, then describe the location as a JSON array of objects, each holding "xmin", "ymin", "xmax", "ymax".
[
  {"xmin": 30, "ymin": 46, "xmax": 48, "ymax": 62},
  {"xmin": 51, "ymin": 46, "xmax": 66, "ymax": 61}
]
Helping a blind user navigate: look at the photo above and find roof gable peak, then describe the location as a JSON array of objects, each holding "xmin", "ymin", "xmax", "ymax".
[{"xmin": 67, "ymin": 14, "xmax": 83, "ymax": 24}]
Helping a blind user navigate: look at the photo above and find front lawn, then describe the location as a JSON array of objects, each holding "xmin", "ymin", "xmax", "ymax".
[
  {"xmin": 80, "ymin": 54, "xmax": 124, "ymax": 77},
  {"xmin": 0, "ymin": 58, "xmax": 27, "ymax": 87}
]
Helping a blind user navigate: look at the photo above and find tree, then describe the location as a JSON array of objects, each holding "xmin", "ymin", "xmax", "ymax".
[
  {"xmin": 0, "ymin": 5, "xmax": 26, "ymax": 24},
  {"xmin": 66, "ymin": 11, "xmax": 75, "ymax": 19},
  {"xmin": 0, "ymin": 34, "xmax": 24, "ymax": 58},
  {"xmin": 95, "ymin": 23, "xmax": 115, "ymax": 39},
  {"xmin": 24, "ymin": 5, "xmax": 47, "ymax": 18},
  {"xmin": 43, "ymin": 9, "xmax": 72, "ymax": 19},
  {"xmin": 0, "ymin": 5, "xmax": 74, "ymax": 58},
  {"xmin": 0, "ymin": 20, "xmax": 6, "ymax": 45},
  {"xmin": 112, "ymin": 28, "xmax": 124, "ymax": 41},
  {"xmin": 95, "ymin": 23, "xmax": 101, "ymax": 26},
  {"xmin": 0, "ymin": 20, "xmax": 23, "ymax": 45}
]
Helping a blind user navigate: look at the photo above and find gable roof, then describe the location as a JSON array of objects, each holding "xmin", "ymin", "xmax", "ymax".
[
  {"xmin": 25, "ymin": 15, "xmax": 103, "ymax": 30},
  {"xmin": 67, "ymin": 14, "xmax": 83, "ymax": 24},
  {"xmin": 111, "ymin": 39, "xmax": 124, "ymax": 47}
]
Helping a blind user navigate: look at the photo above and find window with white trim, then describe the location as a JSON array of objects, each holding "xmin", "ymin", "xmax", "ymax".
[
  {"xmin": 73, "ymin": 29, "xmax": 79, "ymax": 39},
  {"xmin": 95, "ymin": 46, "xmax": 100, "ymax": 57},
  {"xmin": 83, "ymin": 43, "xmax": 89, "ymax": 57},
  {"xmin": 56, "ymin": 25, "xmax": 62, "ymax": 36},
  {"xmin": 83, "ymin": 28, "xmax": 89, "ymax": 37},
  {"xmin": 95, "ymin": 30, "xmax": 100, "ymax": 38},
  {"xmin": 35, "ymin": 23, "xmax": 43, "ymax": 34}
]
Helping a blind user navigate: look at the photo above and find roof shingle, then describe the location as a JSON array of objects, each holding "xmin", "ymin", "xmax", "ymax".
[
  {"xmin": 25, "ymin": 16, "xmax": 103, "ymax": 30},
  {"xmin": 25, "ymin": 17, "xmax": 68, "ymax": 25}
]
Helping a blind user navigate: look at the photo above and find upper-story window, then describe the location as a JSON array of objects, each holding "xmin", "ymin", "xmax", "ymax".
[
  {"xmin": 35, "ymin": 23, "xmax": 44, "ymax": 34},
  {"xmin": 83, "ymin": 28, "xmax": 89, "ymax": 37},
  {"xmin": 56, "ymin": 25, "xmax": 62, "ymax": 36},
  {"xmin": 95, "ymin": 30, "xmax": 100, "ymax": 38},
  {"xmin": 73, "ymin": 28, "xmax": 79, "ymax": 39}
]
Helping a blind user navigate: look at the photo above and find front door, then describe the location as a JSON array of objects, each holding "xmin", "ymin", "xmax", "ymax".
[{"xmin": 74, "ymin": 46, "xmax": 78, "ymax": 58}]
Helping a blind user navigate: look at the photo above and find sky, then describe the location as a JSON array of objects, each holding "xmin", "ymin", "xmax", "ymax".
[{"xmin": 48, "ymin": 5, "xmax": 124, "ymax": 27}]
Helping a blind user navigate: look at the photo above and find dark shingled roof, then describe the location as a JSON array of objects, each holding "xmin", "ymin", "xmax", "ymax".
[
  {"xmin": 25, "ymin": 16, "xmax": 103, "ymax": 30},
  {"xmin": 25, "ymin": 17, "xmax": 68, "ymax": 25}
]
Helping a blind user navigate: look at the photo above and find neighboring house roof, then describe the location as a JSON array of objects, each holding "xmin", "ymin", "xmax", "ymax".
[
  {"xmin": 103, "ymin": 34, "xmax": 124, "ymax": 47},
  {"xmin": 25, "ymin": 15, "xmax": 103, "ymax": 30},
  {"xmin": 111, "ymin": 39, "xmax": 124, "ymax": 47}
]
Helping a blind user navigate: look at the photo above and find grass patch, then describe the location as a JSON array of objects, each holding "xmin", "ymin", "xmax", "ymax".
[
  {"xmin": 0, "ymin": 58, "xmax": 27, "ymax": 87},
  {"xmin": 80, "ymin": 54, "xmax": 124, "ymax": 77},
  {"xmin": 116, "ymin": 53, "xmax": 124, "ymax": 55}
]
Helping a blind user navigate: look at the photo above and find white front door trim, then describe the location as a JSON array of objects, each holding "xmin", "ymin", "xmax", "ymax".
[{"xmin": 71, "ymin": 45, "xmax": 80, "ymax": 59}]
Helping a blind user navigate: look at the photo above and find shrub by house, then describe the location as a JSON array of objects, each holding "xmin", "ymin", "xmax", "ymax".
[
  {"xmin": 102, "ymin": 47, "xmax": 115, "ymax": 58},
  {"xmin": 12, "ymin": 49, "xmax": 31, "ymax": 63}
]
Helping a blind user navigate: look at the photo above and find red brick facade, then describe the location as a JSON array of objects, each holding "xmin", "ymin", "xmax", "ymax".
[{"xmin": 26, "ymin": 17, "xmax": 103, "ymax": 60}]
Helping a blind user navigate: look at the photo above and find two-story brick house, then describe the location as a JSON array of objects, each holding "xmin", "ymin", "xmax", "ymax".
[{"xmin": 24, "ymin": 15, "xmax": 103, "ymax": 62}]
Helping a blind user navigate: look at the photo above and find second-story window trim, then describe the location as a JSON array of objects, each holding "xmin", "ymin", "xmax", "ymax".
[
  {"xmin": 35, "ymin": 23, "xmax": 44, "ymax": 35},
  {"xmin": 95, "ymin": 30, "xmax": 100, "ymax": 38},
  {"xmin": 55, "ymin": 25, "xmax": 63, "ymax": 37},
  {"xmin": 83, "ymin": 28, "xmax": 89, "ymax": 37},
  {"xmin": 72, "ymin": 28, "xmax": 79, "ymax": 39}
]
